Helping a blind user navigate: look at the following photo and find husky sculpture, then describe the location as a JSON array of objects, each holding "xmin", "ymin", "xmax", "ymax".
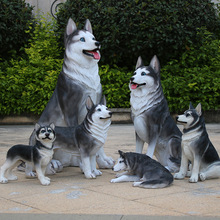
[{"xmin": 26, "ymin": 19, "xmax": 114, "ymax": 175}]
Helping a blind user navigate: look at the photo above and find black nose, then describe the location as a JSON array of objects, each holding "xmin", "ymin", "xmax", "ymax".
[
  {"xmin": 109, "ymin": 112, "xmax": 113, "ymax": 116},
  {"xmin": 95, "ymin": 41, "xmax": 101, "ymax": 47},
  {"xmin": 175, "ymin": 116, "xmax": 179, "ymax": 121},
  {"xmin": 130, "ymin": 77, "xmax": 134, "ymax": 81}
]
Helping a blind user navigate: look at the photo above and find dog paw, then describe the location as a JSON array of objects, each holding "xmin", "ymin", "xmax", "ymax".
[
  {"xmin": 25, "ymin": 171, "xmax": 37, "ymax": 178},
  {"xmin": 174, "ymin": 172, "xmax": 185, "ymax": 179},
  {"xmin": 84, "ymin": 172, "xmax": 96, "ymax": 179},
  {"xmin": 0, "ymin": 177, "xmax": 8, "ymax": 184},
  {"xmin": 7, "ymin": 175, "xmax": 18, "ymax": 181},
  {"xmin": 97, "ymin": 156, "xmax": 115, "ymax": 169},
  {"xmin": 110, "ymin": 178, "xmax": 118, "ymax": 183},
  {"xmin": 92, "ymin": 169, "xmax": 102, "ymax": 176},
  {"xmin": 189, "ymin": 175, "xmax": 198, "ymax": 183},
  {"xmin": 40, "ymin": 178, "xmax": 50, "ymax": 186},
  {"xmin": 47, "ymin": 160, "xmax": 63, "ymax": 174},
  {"xmin": 44, "ymin": 176, "xmax": 51, "ymax": 181},
  {"xmin": 133, "ymin": 182, "xmax": 142, "ymax": 187},
  {"xmin": 199, "ymin": 173, "xmax": 206, "ymax": 182}
]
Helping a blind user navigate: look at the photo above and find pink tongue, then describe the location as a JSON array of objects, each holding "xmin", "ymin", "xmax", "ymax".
[
  {"xmin": 91, "ymin": 51, "xmax": 100, "ymax": 60},
  {"xmin": 131, "ymin": 83, "xmax": 138, "ymax": 89}
]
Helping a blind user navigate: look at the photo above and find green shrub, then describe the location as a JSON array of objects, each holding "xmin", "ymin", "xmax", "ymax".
[
  {"xmin": 0, "ymin": 0, "xmax": 34, "ymax": 59},
  {"xmin": 56, "ymin": 0, "xmax": 220, "ymax": 69},
  {"xmin": 100, "ymin": 65, "xmax": 133, "ymax": 108},
  {"xmin": 161, "ymin": 29, "xmax": 220, "ymax": 113},
  {"xmin": 0, "ymin": 16, "xmax": 63, "ymax": 115}
]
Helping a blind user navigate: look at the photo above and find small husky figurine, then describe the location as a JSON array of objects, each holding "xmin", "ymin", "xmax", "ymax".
[
  {"xmin": 53, "ymin": 96, "xmax": 112, "ymax": 179},
  {"xmin": 0, "ymin": 123, "xmax": 56, "ymax": 186},
  {"xmin": 175, "ymin": 103, "xmax": 220, "ymax": 182},
  {"xmin": 111, "ymin": 150, "xmax": 173, "ymax": 188}
]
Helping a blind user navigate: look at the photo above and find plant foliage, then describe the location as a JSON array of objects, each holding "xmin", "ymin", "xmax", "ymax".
[
  {"xmin": 56, "ymin": 0, "xmax": 220, "ymax": 69},
  {"xmin": 0, "ymin": 0, "xmax": 34, "ymax": 59}
]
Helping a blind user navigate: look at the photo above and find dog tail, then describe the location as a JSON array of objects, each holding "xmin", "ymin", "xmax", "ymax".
[{"xmin": 134, "ymin": 176, "xmax": 174, "ymax": 189}]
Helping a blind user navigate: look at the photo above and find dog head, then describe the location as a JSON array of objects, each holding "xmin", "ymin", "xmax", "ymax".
[
  {"xmin": 86, "ymin": 96, "xmax": 112, "ymax": 124},
  {"xmin": 112, "ymin": 150, "xmax": 128, "ymax": 172},
  {"xmin": 35, "ymin": 123, "xmax": 56, "ymax": 144},
  {"xmin": 64, "ymin": 18, "xmax": 101, "ymax": 66},
  {"xmin": 129, "ymin": 55, "xmax": 161, "ymax": 92},
  {"xmin": 176, "ymin": 103, "xmax": 202, "ymax": 129}
]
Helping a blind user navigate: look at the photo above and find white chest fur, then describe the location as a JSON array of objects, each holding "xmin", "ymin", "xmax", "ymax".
[
  {"xmin": 182, "ymin": 130, "xmax": 202, "ymax": 161},
  {"xmin": 38, "ymin": 148, "xmax": 54, "ymax": 166}
]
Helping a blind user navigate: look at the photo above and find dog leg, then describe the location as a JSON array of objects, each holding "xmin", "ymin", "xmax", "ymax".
[
  {"xmin": 111, "ymin": 175, "xmax": 140, "ymax": 183},
  {"xmin": 25, "ymin": 163, "xmax": 37, "ymax": 178},
  {"xmin": 0, "ymin": 160, "xmax": 11, "ymax": 183},
  {"xmin": 200, "ymin": 161, "xmax": 220, "ymax": 181},
  {"xmin": 6, "ymin": 161, "xmax": 21, "ymax": 181},
  {"xmin": 146, "ymin": 140, "xmax": 157, "ymax": 158},
  {"xmin": 96, "ymin": 147, "xmax": 115, "ymax": 169},
  {"xmin": 189, "ymin": 156, "xmax": 200, "ymax": 183},
  {"xmin": 81, "ymin": 156, "xmax": 96, "ymax": 179},
  {"xmin": 91, "ymin": 155, "xmax": 102, "ymax": 176},
  {"xmin": 174, "ymin": 152, "xmax": 188, "ymax": 179},
  {"xmin": 135, "ymin": 133, "xmax": 144, "ymax": 154},
  {"xmin": 35, "ymin": 164, "xmax": 50, "ymax": 186}
]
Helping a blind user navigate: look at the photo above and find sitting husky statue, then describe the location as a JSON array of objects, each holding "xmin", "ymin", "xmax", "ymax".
[
  {"xmin": 129, "ymin": 56, "xmax": 182, "ymax": 172},
  {"xmin": 27, "ymin": 18, "xmax": 114, "ymax": 175}
]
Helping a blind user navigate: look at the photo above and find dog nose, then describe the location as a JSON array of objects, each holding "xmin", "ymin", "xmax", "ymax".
[
  {"xmin": 130, "ymin": 77, "xmax": 134, "ymax": 82},
  {"xmin": 95, "ymin": 41, "xmax": 101, "ymax": 47},
  {"xmin": 175, "ymin": 116, "xmax": 179, "ymax": 121},
  {"xmin": 109, "ymin": 112, "xmax": 113, "ymax": 117}
]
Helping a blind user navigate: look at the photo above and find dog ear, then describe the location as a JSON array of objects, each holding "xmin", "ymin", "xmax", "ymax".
[
  {"xmin": 35, "ymin": 123, "xmax": 41, "ymax": 131},
  {"xmin": 135, "ymin": 56, "xmax": 143, "ymax": 69},
  {"xmin": 66, "ymin": 18, "xmax": 77, "ymax": 36},
  {"xmin": 118, "ymin": 150, "xmax": 125, "ymax": 158},
  {"xmin": 149, "ymin": 55, "xmax": 160, "ymax": 74},
  {"xmin": 84, "ymin": 19, "xmax": 93, "ymax": 34},
  {"xmin": 86, "ymin": 96, "xmax": 94, "ymax": 110},
  {"xmin": 100, "ymin": 95, "xmax": 107, "ymax": 106},
  {"xmin": 49, "ymin": 123, "xmax": 55, "ymax": 130},
  {"xmin": 195, "ymin": 103, "xmax": 202, "ymax": 116},
  {"xmin": 189, "ymin": 102, "xmax": 194, "ymax": 110}
]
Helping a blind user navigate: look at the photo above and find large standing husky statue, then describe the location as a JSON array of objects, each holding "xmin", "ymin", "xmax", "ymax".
[
  {"xmin": 129, "ymin": 55, "xmax": 182, "ymax": 172},
  {"xmin": 27, "ymin": 19, "xmax": 114, "ymax": 175}
]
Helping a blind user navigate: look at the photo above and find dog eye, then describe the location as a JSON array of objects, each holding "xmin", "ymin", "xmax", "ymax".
[
  {"xmin": 97, "ymin": 108, "xmax": 101, "ymax": 111},
  {"xmin": 80, "ymin": 37, "xmax": 85, "ymax": 42},
  {"xmin": 92, "ymin": 37, "xmax": 96, "ymax": 41},
  {"xmin": 41, "ymin": 129, "xmax": 46, "ymax": 133},
  {"xmin": 48, "ymin": 129, "xmax": 52, "ymax": 133},
  {"xmin": 133, "ymin": 72, "xmax": 136, "ymax": 76},
  {"xmin": 141, "ymin": 72, "xmax": 147, "ymax": 76},
  {"xmin": 186, "ymin": 113, "xmax": 191, "ymax": 117}
]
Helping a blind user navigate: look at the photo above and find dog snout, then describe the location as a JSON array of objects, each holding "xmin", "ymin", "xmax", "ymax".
[{"xmin": 95, "ymin": 41, "xmax": 101, "ymax": 47}]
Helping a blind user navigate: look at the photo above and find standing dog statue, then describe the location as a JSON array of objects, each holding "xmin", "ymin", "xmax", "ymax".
[
  {"xmin": 174, "ymin": 103, "xmax": 220, "ymax": 182},
  {"xmin": 129, "ymin": 55, "xmax": 182, "ymax": 172},
  {"xmin": 26, "ymin": 18, "xmax": 114, "ymax": 175},
  {"xmin": 111, "ymin": 150, "xmax": 173, "ymax": 188},
  {"xmin": 0, "ymin": 123, "xmax": 56, "ymax": 186},
  {"xmin": 54, "ymin": 96, "xmax": 112, "ymax": 179}
]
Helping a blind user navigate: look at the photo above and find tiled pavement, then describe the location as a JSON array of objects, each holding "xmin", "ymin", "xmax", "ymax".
[{"xmin": 0, "ymin": 124, "xmax": 219, "ymax": 219}]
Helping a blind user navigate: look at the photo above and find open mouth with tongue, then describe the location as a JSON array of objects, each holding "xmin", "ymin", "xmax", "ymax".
[
  {"xmin": 83, "ymin": 49, "xmax": 100, "ymax": 60},
  {"xmin": 130, "ymin": 82, "xmax": 146, "ymax": 89}
]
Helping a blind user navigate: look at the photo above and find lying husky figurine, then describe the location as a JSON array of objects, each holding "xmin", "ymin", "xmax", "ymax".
[
  {"xmin": 0, "ymin": 123, "xmax": 56, "ymax": 186},
  {"xmin": 53, "ymin": 96, "xmax": 112, "ymax": 179},
  {"xmin": 111, "ymin": 150, "xmax": 173, "ymax": 188},
  {"xmin": 129, "ymin": 55, "xmax": 182, "ymax": 172},
  {"xmin": 174, "ymin": 103, "xmax": 220, "ymax": 182},
  {"xmin": 27, "ymin": 18, "xmax": 114, "ymax": 175}
]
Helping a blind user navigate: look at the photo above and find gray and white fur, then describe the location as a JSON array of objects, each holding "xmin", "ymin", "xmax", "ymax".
[
  {"xmin": 53, "ymin": 96, "xmax": 112, "ymax": 179},
  {"xmin": 174, "ymin": 103, "xmax": 220, "ymax": 182},
  {"xmin": 27, "ymin": 18, "xmax": 114, "ymax": 175},
  {"xmin": 0, "ymin": 123, "xmax": 56, "ymax": 186},
  {"xmin": 111, "ymin": 150, "xmax": 173, "ymax": 188},
  {"xmin": 129, "ymin": 55, "xmax": 182, "ymax": 172}
]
